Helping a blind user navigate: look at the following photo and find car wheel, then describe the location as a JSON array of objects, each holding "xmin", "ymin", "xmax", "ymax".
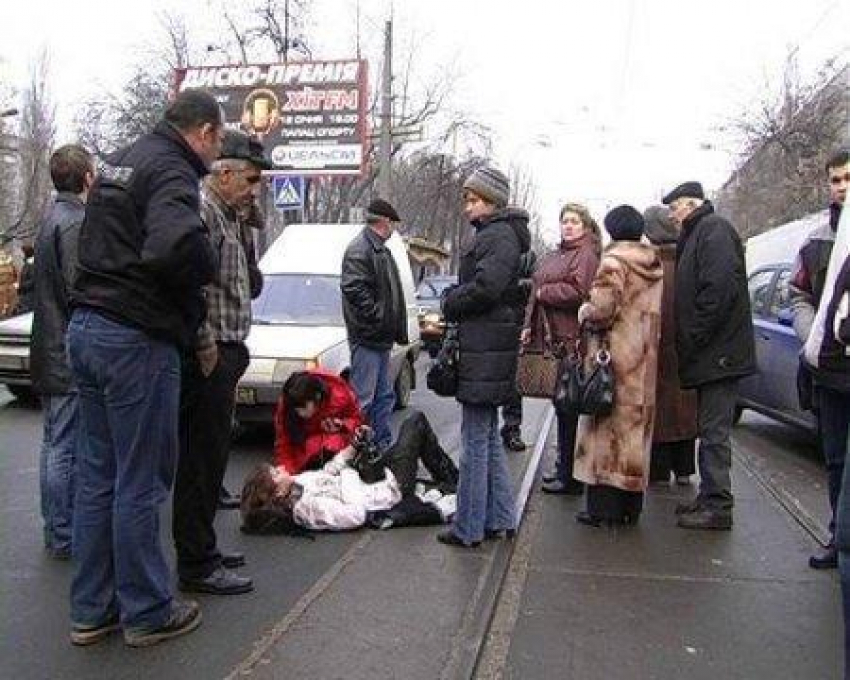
[
  {"xmin": 6, "ymin": 384, "xmax": 36, "ymax": 403},
  {"xmin": 393, "ymin": 358, "xmax": 414, "ymax": 410}
]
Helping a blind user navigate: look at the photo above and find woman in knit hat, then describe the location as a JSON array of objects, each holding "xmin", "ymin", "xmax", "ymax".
[
  {"xmin": 437, "ymin": 165, "xmax": 532, "ymax": 548},
  {"xmin": 521, "ymin": 202, "xmax": 601, "ymax": 495},
  {"xmin": 573, "ymin": 205, "xmax": 663, "ymax": 526}
]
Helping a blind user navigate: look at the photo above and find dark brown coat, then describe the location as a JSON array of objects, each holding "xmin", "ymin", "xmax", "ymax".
[
  {"xmin": 573, "ymin": 241, "xmax": 663, "ymax": 492},
  {"xmin": 653, "ymin": 245, "xmax": 697, "ymax": 443},
  {"xmin": 523, "ymin": 235, "xmax": 600, "ymax": 351}
]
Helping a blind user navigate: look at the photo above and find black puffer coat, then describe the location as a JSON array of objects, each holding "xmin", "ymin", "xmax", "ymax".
[
  {"xmin": 674, "ymin": 201, "xmax": 756, "ymax": 388},
  {"xmin": 31, "ymin": 193, "xmax": 85, "ymax": 394},
  {"xmin": 443, "ymin": 208, "xmax": 531, "ymax": 405}
]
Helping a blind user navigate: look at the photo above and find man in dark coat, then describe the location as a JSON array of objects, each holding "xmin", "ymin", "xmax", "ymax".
[
  {"xmin": 30, "ymin": 144, "xmax": 95, "ymax": 559},
  {"xmin": 67, "ymin": 89, "xmax": 221, "ymax": 647},
  {"xmin": 437, "ymin": 165, "xmax": 531, "ymax": 548},
  {"xmin": 790, "ymin": 149, "xmax": 850, "ymax": 569},
  {"xmin": 666, "ymin": 181, "xmax": 755, "ymax": 530},
  {"xmin": 340, "ymin": 198, "xmax": 408, "ymax": 451}
]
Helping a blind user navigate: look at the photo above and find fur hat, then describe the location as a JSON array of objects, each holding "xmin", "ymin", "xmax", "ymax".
[
  {"xmin": 463, "ymin": 165, "xmax": 510, "ymax": 208},
  {"xmin": 643, "ymin": 205, "xmax": 678, "ymax": 245},
  {"xmin": 662, "ymin": 181, "xmax": 704, "ymax": 205},
  {"xmin": 604, "ymin": 205, "xmax": 645, "ymax": 242}
]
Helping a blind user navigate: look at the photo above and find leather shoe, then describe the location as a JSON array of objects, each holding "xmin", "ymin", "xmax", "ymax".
[
  {"xmin": 809, "ymin": 545, "xmax": 838, "ymax": 570},
  {"xmin": 179, "ymin": 567, "xmax": 253, "ymax": 595},
  {"xmin": 218, "ymin": 487, "xmax": 241, "ymax": 510},
  {"xmin": 542, "ymin": 479, "xmax": 584, "ymax": 495},
  {"xmin": 221, "ymin": 551, "xmax": 246, "ymax": 569},
  {"xmin": 484, "ymin": 528, "xmax": 516, "ymax": 541},
  {"xmin": 436, "ymin": 530, "xmax": 480, "ymax": 548},
  {"xmin": 675, "ymin": 499, "xmax": 704, "ymax": 515},
  {"xmin": 575, "ymin": 511, "xmax": 603, "ymax": 527},
  {"xmin": 677, "ymin": 508, "xmax": 732, "ymax": 530}
]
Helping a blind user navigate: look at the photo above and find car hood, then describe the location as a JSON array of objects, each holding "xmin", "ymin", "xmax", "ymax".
[{"xmin": 246, "ymin": 323, "xmax": 348, "ymax": 359}]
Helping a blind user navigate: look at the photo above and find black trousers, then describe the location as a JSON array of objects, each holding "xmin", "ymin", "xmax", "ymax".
[
  {"xmin": 384, "ymin": 410, "xmax": 459, "ymax": 496},
  {"xmin": 173, "ymin": 343, "xmax": 249, "ymax": 579},
  {"xmin": 649, "ymin": 439, "xmax": 697, "ymax": 481}
]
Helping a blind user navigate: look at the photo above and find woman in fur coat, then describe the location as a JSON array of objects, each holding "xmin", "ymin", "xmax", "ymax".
[{"xmin": 573, "ymin": 205, "xmax": 663, "ymax": 526}]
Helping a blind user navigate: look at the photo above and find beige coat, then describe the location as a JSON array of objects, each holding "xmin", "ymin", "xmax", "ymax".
[{"xmin": 573, "ymin": 241, "xmax": 663, "ymax": 492}]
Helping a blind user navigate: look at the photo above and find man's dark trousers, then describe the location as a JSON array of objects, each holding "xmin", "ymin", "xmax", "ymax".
[
  {"xmin": 173, "ymin": 343, "xmax": 249, "ymax": 579},
  {"xmin": 816, "ymin": 386, "xmax": 850, "ymax": 539},
  {"xmin": 695, "ymin": 378, "xmax": 738, "ymax": 512}
]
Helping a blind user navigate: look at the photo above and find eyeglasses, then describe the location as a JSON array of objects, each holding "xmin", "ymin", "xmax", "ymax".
[{"xmin": 830, "ymin": 173, "xmax": 850, "ymax": 185}]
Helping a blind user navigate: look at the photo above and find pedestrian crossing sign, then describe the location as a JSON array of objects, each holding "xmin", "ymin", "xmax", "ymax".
[{"xmin": 272, "ymin": 175, "xmax": 305, "ymax": 211}]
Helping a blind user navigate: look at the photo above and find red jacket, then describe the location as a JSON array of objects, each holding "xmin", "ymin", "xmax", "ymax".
[{"xmin": 273, "ymin": 370, "xmax": 364, "ymax": 473}]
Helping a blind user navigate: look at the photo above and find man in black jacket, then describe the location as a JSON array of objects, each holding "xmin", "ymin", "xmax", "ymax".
[
  {"xmin": 30, "ymin": 144, "xmax": 95, "ymax": 560},
  {"xmin": 665, "ymin": 181, "xmax": 755, "ymax": 530},
  {"xmin": 67, "ymin": 90, "xmax": 221, "ymax": 648},
  {"xmin": 340, "ymin": 198, "xmax": 408, "ymax": 451}
]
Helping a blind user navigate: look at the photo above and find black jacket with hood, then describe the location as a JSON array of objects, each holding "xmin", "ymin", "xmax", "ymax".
[
  {"xmin": 72, "ymin": 121, "xmax": 216, "ymax": 349},
  {"xmin": 443, "ymin": 208, "xmax": 531, "ymax": 405}
]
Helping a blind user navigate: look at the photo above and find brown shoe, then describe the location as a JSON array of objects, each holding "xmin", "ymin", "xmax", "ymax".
[
  {"xmin": 70, "ymin": 614, "xmax": 120, "ymax": 646},
  {"xmin": 124, "ymin": 600, "xmax": 202, "ymax": 648}
]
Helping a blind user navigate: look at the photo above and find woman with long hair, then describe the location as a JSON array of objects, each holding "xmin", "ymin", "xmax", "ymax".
[{"xmin": 522, "ymin": 202, "xmax": 601, "ymax": 494}]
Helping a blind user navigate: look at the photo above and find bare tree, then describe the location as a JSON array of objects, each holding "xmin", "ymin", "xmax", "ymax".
[
  {"xmin": 5, "ymin": 52, "xmax": 55, "ymax": 246},
  {"xmin": 717, "ymin": 56, "xmax": 849, "ymax": 238}
]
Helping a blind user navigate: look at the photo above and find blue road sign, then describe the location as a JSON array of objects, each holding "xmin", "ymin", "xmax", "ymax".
[{"xmin": 272, "ymin": 175, "xmax": 306, "ymax": 211}]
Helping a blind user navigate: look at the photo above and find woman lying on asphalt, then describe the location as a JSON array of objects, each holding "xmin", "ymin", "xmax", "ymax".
[{"xmin": 241, "ymin": 410, "xmax": 459, "ymax": 534}]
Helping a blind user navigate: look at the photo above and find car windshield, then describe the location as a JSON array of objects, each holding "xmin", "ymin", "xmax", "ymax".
[
  {"xmin": 416, "ymin": 278, "xmax": 455, "ymax": 300},
  {"xmin": 252, "ymin": 273, "xmax": 343, "ymax": 326}
]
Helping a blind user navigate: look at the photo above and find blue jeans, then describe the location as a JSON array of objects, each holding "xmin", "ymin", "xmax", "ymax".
[
  {"xmin": 349, "ymin": 343, "xmax": 394, "ymax": 450},
  {"xmin": 452, "ymin": 403, "xmax": 516, "ymax": 544},
  {"xmin": 67, "ymin": 309, "xmax": 180, "ymax": 629},
  {"xmin": 39, "ymin": 392, "xmax": 79, "ymax": 553},
  {"xmin": 816, "ymin": 387, "xmax": 850, "ymax": 540}
]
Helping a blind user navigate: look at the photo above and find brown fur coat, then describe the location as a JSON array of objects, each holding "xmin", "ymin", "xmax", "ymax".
[{"xmin": 573, "ymin": 241, "xmax": 663, "ymax": 492}]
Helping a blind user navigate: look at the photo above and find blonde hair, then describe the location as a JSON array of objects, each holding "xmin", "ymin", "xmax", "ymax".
[{"xmin": 559, "ymin": 202, "xmax": 602, "ymax": 256}]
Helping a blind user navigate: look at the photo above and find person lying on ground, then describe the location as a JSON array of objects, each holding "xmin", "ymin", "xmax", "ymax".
[
  {"xmin": 241, "ymin": 410, "xmax": 459, "ymax": 533},
  {"xmin": 274, "ymin": 369, "xmax": 364, "ymax": 474}
]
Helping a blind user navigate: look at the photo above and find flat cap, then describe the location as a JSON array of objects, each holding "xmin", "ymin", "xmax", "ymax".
[
  {"xmin": 220, "ymin": 130, "xmax": 272, "ymax": 170},
  {"xmin": 366, "ymin": 198, "xmax": 401, "ymax": 223},
  {"xmin": 662, "ymin": 181, "xmax": 704, "ymax": 205}
]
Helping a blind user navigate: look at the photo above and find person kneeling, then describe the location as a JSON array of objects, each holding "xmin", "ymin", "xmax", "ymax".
[{"xmin": 241, "ymin": 410, "xmax": 459, "ymax": 533}]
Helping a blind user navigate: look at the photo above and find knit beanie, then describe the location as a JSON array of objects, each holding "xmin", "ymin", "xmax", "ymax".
[
  {"xmin": 643, "ymin": 205, "xmax": 678, "ymax": 245},
  {"xmin": 604, "ymin": 205, "xmax": 645, "ymax": 242},
  {"xmin": 463, "ymin": 165, "xmax": 510, "ymax": 208}
]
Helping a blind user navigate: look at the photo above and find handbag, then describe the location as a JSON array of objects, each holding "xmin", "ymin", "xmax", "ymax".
[
  {"xmin": 555, "ymin": 332, "xmax": 615, "ymax": 417},
  {"xmin": 427, "ymin": 324, "xmax": 459, "ymax": 397},
  {"xmin": 516, "ymin": 308, "xmax": 561, "ymax": 399}
]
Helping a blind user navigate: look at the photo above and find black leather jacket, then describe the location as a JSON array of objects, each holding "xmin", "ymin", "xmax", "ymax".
[
  {"xmin": 340, "ymin": 226, "xmax": 408, "ymax": 351},
  {"xmin": 31, "ymin": 193, "xmax": 85, "ymax": 394}
]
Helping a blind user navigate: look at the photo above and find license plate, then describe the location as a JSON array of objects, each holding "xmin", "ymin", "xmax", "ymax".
[
  {"xmin": 0, "ymin": 355, "xmax": 23, "ymax": 370},
  {"xmin": 236, "ymin": 387, "xmax": 256, "ymax": 405}
]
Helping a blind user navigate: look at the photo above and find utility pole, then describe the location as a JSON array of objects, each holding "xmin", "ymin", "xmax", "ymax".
[{"xmin": 378, "ymin": 18, "xmax": 393, "ymax": 200}]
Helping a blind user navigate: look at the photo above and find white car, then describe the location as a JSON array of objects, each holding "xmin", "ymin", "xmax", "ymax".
[
  {"xmin": 234, "ymin": 222, "xmax": 421, "ymax": 423},
  {"xmin": 0, "ymin": 312, "xmax": 34, "ymax": 401}
]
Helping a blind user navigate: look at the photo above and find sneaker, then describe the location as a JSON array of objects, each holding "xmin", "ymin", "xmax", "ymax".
[
  {"xmin": 124, "ymin": 600, "xmax": 202, "ymax": 648},
  {"xmin": 677, "ymin": 508, "xmax": 733, "ymax": 530},
  {"xmin": 70, "ymin": 614, "xmax": 121, "ymax": 646}
]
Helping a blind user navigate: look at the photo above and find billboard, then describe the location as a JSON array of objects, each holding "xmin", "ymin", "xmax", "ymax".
[{"xmin": 173, "ymin": 60, "xmax": 369, "ymax": 176}]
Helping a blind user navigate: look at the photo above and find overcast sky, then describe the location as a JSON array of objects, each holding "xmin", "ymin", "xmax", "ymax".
[{"xmin": 1, "ymin": 0, "xmax": 847, "ymax": 241}]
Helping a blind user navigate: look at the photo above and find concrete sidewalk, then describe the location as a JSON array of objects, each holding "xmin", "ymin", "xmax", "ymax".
[{"xmin": 485, "ymin": 438, "xmax": 843, "ymax": 679}]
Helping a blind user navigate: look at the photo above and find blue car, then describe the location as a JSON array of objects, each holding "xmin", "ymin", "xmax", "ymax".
[{"xmin": 736, "ymin": 262, "xmax": 816, "ymax": 433}]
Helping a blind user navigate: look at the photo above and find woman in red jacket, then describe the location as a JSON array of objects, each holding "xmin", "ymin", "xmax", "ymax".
[{"xmin": 274, "ymin": 370, "xmax": 364, "ymax": 473}]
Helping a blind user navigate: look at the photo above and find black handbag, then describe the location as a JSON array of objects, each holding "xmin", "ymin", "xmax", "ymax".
[
  {"xmin": 427, "ymin": 325, "xmax": 459, "ymax": 397},
  {"xmin": 555, "ymin": 333, "xmax": 615, "ymax": 417}
]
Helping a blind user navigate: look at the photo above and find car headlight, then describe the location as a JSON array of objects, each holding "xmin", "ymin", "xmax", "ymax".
[{"xmin": 273, "ymin": 359, "xmax": 310, "ymax": 384}]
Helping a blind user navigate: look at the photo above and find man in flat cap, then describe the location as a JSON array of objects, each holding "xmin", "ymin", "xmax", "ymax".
[
  {"xmin": 664, "ymin": 181, "xmax": 755, "ymax": 530},
  {"xmin": 341, "ymin": 198, "xmax": 409, "ymax": 452},
  {"xmin": 173, "ymin": 130, "xmax": 272, "ymax": 596}
]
